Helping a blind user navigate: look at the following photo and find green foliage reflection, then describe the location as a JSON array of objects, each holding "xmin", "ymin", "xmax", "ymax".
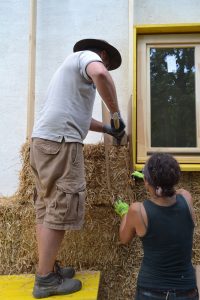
[{"xmin": 150, "ymin": 47, "xmax": 196, "ymax": 147}]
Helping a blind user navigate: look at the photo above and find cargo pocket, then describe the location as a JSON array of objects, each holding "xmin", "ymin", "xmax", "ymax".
[
  {"xmin": 54, "ymin": 181, "xmax": 86, "ymax": 224},
  {"xmin": 34, "ymin": 138, "xmax": 62, "ymax": 155}
]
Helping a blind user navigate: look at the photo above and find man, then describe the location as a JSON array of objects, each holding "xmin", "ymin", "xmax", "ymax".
[{"xmin": 30, "ymin": 38, "xmax": 125, "ymax": 298}]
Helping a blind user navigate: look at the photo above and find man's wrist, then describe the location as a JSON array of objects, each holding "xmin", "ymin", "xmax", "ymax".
[{"xmin": 110, "ymin": 111, "xmax": 121, "ymax": 119}]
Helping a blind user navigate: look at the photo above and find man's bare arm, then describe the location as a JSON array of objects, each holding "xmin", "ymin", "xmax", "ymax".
[
  {"xmin": 89, "ymin": 118, "xmax": 104, "ymax": 132},
  {"xmin": 86, "ymin": 61, "xmax": 119, "ymax": 113}
]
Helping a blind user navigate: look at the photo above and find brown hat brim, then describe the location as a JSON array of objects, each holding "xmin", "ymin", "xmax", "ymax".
[{"xmin": 73, "ymin": 39, "xmax": 121, "ymax": 71}]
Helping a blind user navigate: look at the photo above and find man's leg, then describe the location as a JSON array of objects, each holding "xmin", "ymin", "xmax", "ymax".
[
  {"xmin": 33, "ymin": 223, "xmax": 81, "ymax": 298},
  {"xmin": 31, "ymin": 140, "xmax": 82, "ymax": 298},
  {"xmin": 36, "ymin": 224, "xmax": 65, "ymax": 275}
]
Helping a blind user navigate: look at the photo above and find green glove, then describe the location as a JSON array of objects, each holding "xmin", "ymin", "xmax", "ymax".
[
  {"xmin": 114, "ymin": 198, "xmax": 129, "ymax": 217},
  {"xmin": 132, "ymin": 171, "xmax": 144, "ymax": 179}
]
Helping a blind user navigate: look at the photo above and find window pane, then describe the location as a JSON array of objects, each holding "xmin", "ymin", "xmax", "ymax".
[{"xmin": 150, "ymin": 47, "xmax": 196, "ymax": 147}]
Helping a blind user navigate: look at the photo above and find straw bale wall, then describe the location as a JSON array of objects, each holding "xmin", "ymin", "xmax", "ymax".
[{"xmin": 1, "ymin": 142, "xmax": 200, "ymax": 299}]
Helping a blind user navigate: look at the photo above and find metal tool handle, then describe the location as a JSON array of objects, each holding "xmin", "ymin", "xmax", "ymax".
[{"xmin": 112, "ymin": 112, "xmax": 120, "ymax": 129}]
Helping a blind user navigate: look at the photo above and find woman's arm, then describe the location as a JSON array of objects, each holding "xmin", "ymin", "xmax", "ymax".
[
  {"xmin": 119, "ymin": 202, "xmax": 148, "ymax": 244},
  {"xmin": 119, "ymin": 203, "xmax": 141, "ymax": 244}
]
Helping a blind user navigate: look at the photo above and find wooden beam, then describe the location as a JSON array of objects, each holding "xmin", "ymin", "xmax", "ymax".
[
  {"xmin": 135, "ymin": 23, "xmax": 200, "ymax": 35},
  {"xmin": 102, "ymin": 103, "xmax": 113, "ymax": 146},
  {"xmin": 26, "ymin": 0, "xmax": 37, "ymax": 140},
  {"xmin": 102, "ymin": 103, "xmax": 112, "ymax": 190},
  {"xmin": 196, "ymin": 265, "xmax": 200, "ymax": 293}
]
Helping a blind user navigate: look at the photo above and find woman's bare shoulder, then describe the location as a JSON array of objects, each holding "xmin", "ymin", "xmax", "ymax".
[{"xmin": 176, "ymin": 188, "xmax": 193, "ymax": 204}]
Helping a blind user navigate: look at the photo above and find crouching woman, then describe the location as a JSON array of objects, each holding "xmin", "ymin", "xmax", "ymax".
[{"xmin": 118, "ymin": 153, "xmax": 198, "ymax": 300}]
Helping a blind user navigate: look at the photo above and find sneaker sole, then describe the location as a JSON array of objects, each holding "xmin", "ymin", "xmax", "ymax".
[{"xmin": 33, "ymin": 285, "xmax": 82, "ymax": 298}]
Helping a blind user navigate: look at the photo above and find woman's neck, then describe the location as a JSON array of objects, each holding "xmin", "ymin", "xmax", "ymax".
[{"xmin": 150, "ymin": 194, "xmax": 176, "ymax": 207}]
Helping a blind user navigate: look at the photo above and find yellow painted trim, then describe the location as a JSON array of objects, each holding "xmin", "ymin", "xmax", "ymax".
[
  {"xmin": 135, "ymin": 163, "xmax": 200, "ymax": 172},
  {"xmin": 132, "ymin": 27, "xmax": 137, "ymax": 166},
  {"xmin": 135, "ymin": 23, "xmax": 200, "ymax": 34},
  {"xmin": 180, "ymin": 165, "xmax": 200, "ymax": 171},
  {"xmin": 133, "ymin": 23, "xmax": 200, "ymax": 172},
  {"xmin": 134, "ymin": 164, "xmax": 144, "ymax": 171}
]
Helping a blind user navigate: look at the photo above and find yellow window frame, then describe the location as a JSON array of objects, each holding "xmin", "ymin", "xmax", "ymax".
[{"xmin": 133, "ymin": 23, "xmax": 200, "ymax": 172}]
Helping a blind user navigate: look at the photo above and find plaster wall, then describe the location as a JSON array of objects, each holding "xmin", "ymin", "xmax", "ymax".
[
  {"xmin": 0, "ymin": 0, "xmax": 129, "ymax": 196},
  {"xmin": 1, "ymin": 0, "xmax": 200, "ymax": 196},
  {"xmin": 134, "ymin": 0, "xmax": 200, "ymax": 24},
  {"xmin": 0, "ymin": 0, "xmax": 29, "ymax": 197}
]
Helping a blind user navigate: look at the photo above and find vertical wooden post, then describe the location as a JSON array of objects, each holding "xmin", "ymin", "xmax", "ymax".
[
  {"xmin": 128, "ymin": 0, "xmax": 134, "ymax": 171},
  {"xmin": 102, "ymin": 100, "xmax": 128, "ymax": 189},
  {"xmin": 102, "ymin": 103, "xmax": 113, "ymax": 145},
  {"xmin": 26, "ymin": 0, "xmax": 37, "ymax": 140},
  {"xmin": 196, "ymin": 265, "xmax": 200, "ymax": 293},
  {"xmin": 102, "ymin": 103, "xmax": 112, "ymax": 190}
]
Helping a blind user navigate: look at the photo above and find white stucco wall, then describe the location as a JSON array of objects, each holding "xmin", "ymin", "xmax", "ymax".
[
  {"xmin": 35, "ymin": 0, "xmax": 129, "ymax": 143},
  {"xmin": 134, "ymin": 0, "xmax": 200, "ymax": 24},
  {"xmin": 1, "ymin": 0, "xmax": 200, "ymax": 196},
  {"xmin": 0, "ymin": 0, "xmax": 129, "ymax": 196},
  {"xmin": 0, "ymin": 0, "xmax": 29, "ymax": 197}
]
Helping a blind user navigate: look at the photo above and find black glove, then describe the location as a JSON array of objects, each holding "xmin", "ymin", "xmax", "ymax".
[
  {"xmin": 103, "ymin": 112, "xmax": 126, "ymax": 143},
  {"xmin": 103, "ymin": 124, "xmax": 125, "ymax": 141},
  {"xmin": 110, "ymin": 112, "xmax": 125, "ymax": 133}
]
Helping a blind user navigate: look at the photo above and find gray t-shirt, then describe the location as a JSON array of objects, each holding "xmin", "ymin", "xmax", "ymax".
[{"xmin": 32, "ymin": 51, "xmax": 102, "ymax": 143}]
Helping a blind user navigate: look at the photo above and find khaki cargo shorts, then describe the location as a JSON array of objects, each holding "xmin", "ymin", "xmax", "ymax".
[{"xmin": 30, "ymin": 138, "xmax": 86, "ymax": 230}]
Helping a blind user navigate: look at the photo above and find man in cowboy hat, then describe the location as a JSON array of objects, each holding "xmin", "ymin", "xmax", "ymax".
[{"xmin": 30, "ymin": 38, "xmax": 125, "ymax": 298}]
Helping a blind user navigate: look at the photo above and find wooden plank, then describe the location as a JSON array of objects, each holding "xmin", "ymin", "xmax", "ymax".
[
  {"xmin": 26, "ymin": 0, "xmax": 37, "ymax": 140},
  {"xmin": 127, "ymin": 95, "xmax": 134, "ymax": 173},
  {"xmin": 102, "ymin": 103, "xmax": 112, "ymax": 190},
  {"xmin": 196, "ymin": 265, "xmax": 200, "ymax": 292},
  {"xmin": 0, "ymin": 271, "xmax": 100, "ymax": 300},
  {"xmin": 102, "ymin": 103, "xmax": 113, "ymax": 145},
  {"xmin": 135, "ymin": 23, "xmax": 200, "ymax": 35}
]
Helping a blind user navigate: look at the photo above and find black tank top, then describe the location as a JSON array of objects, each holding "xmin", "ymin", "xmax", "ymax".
[{"xmin": 137, "ymin": 194, "xmax": 196, "ymax": 290}]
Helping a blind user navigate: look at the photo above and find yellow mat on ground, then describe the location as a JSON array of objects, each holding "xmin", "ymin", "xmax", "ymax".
[{"xmin": 0, "ymin": 271, "xmax": 100, "ymax": 300}]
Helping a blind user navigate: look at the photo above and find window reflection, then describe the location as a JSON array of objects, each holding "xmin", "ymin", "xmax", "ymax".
[{"xmin": 150, "ymin": 47, "xmax": 196, "ymax": 147}]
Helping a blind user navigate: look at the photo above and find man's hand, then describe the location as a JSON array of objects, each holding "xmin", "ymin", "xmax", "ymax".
[
  {"xmin": 114, "ymin": 198, "xmax": 129, "ymax": 217},
  {"xmin": 110, "ymin": 112, "xmax": 125, "ymax": 132},
  {"xmin": 103, "ymin": 111, "xmax": 126, "ymax": 143},
  {"xmin": 103, "ymin": 124, "xmax": 125, "ymax": 142}
]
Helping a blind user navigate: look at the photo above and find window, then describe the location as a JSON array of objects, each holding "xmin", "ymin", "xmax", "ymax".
[{"xmin": 136, "ymin": 31, "xmax": 200, "ymax": 169}]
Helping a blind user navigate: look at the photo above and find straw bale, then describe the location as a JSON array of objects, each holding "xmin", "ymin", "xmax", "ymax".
[
  {"xmin": 0, "ymin": 199, "xmax": 142, "ymax": 299},
  {"xmin": 16, "ymin": 142, "xmax": 134, "ymax": 206},
  {"xmin": 1, "ymin": 141, "xmax": 200, "ymax": 299},
  {"xmin": 0, "ymin": 199, "xmax": 36, "ymax": 275},
  {"xmin": 59, "ymin": 206, "xmax": 143, "ymax": 299},
  {"xmin": 16, "ymin": 142, "xmax": 35, "ymax": 203},
  {"xmin": 84, "ymin": 145, "xmax": 134, "ymax": 207}
]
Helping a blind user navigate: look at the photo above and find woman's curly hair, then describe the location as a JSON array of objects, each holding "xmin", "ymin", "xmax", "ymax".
[{"xmin": 144, "ymin": 152, "xmax": 181, "ymax": 197}]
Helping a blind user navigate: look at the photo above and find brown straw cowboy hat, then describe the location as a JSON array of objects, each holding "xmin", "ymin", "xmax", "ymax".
[{"xmin": 73, "ymin": 38, "xmax": 122, "ymax": 71}]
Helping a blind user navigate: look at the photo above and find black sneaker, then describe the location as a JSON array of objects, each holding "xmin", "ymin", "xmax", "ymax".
[
  {"xmin": 32, "ymin": 272, "xmax": 82, "ymax": 299},
  {"xmin": 54, "ymin": 261, "xmax": 75, "ymax": 279}
]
